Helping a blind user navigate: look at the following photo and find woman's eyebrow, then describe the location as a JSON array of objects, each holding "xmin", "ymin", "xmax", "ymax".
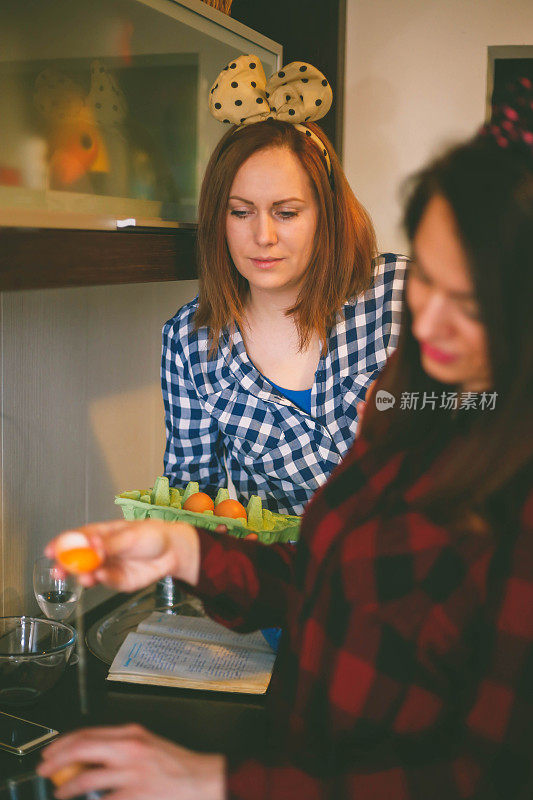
[
  {"xmin": 449, "ymin": 287, "xmax": 476, "ymax": 301},
  {"xmin": 272, "ymin": 197, "xmax": 305, "ymax": 205},
  {"xmin": 412, "ymin": 255, "xmax": 475, "ymax": 301},
  {"xmin": 228, "ymin": 196, "xmax": 306, "ymax": 205},
  {"xmin": 228, "ymin": 196, "xmax": 254, "ymax": 204}
]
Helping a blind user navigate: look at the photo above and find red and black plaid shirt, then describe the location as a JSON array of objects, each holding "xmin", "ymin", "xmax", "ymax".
[{"xmin": 194, "ymin": 437, "xmax": 533, "ymax": 799}]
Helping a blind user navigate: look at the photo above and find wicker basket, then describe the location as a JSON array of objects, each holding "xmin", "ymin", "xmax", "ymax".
[{"xmin": 200, "ymin": 0, "xmax": 234, "ymax": 14}]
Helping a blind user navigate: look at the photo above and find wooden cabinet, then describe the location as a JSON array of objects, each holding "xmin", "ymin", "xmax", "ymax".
[
  {"xmin": 0, "ymin": 0, "xmax": 345, "ymax": 290},
  {"xmin": 0, "ymin": 0, "xmax": 281, "ymax": 289}
]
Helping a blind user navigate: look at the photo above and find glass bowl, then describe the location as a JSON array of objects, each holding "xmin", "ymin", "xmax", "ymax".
[
  {"xmin": 0, "ymin": 773, "xmax": 102, "ymax": 799},
  {"xmin": 0, "ymin": 617, "xmax": 76, "ymax": 706}
]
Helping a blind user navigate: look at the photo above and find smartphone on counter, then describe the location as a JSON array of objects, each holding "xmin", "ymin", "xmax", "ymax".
[{"xmin": 0, "ymin": 711, "xmax": 59, "ymax": 755}]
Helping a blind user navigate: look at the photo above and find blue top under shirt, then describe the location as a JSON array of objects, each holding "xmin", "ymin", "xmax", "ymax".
[{"xmin": 268, "ymin": 380, "xmax": 312, "ymax": 414}]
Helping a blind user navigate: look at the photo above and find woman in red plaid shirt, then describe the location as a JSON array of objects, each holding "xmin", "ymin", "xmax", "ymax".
[{"xmin": 42, "ymin": 81, "xmax": 533, "ymax": 799}]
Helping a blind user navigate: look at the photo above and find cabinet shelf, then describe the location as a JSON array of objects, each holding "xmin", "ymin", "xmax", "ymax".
[{"xmin": 0, "ymin": 226, "xmax": 197, "ymax": 290}]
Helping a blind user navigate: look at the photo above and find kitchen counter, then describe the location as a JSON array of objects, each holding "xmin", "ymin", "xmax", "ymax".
[{"xmin": 0, "ymin": 592, "xmax": 267, "ymax": 781}]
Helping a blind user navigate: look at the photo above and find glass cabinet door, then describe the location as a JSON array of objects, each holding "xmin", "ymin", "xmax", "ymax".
[{"xmin": 0, "ymin": 0, "xmax": 281, "ymax": 230}]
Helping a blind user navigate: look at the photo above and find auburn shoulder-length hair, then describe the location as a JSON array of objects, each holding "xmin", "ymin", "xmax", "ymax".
[
  {"xmin": 360, "ymin": 138, "xmax": 533, "ymax": 531},
  {"xmin": 195, "ymin": 119, "xmax": 377, "ymax": 355}
]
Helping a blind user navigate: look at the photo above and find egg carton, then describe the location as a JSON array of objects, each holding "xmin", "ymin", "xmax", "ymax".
[{"xmin": 115, "ymin": 477, "xmax": 301, "ymax": 544}]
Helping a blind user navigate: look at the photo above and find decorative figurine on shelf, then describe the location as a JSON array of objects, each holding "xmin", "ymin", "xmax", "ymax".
[
  {"xmin": 86, "ymin": 59, "xmax": 131, "ymax": 196},
  {"xmin": 34, "ymin": 60, "xmax": 177, "ymax": 205},
  {"xmin": 89, "ymin": 59, "xmax": 176, "ymax": 201},
  {"xmin": 34, "ymin": 68, "xmax": 109, "ymax": 190}
]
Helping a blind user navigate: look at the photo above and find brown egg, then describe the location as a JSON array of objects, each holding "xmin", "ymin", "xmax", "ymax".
[{"xmin": 50, "ymin": 762, "xmax": 85, "ymax": 787}]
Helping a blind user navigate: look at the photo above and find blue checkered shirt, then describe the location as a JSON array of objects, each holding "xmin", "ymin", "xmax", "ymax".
[{"xmin": 161, "ymin": 253, "xmax": 407, "ymax": 515}]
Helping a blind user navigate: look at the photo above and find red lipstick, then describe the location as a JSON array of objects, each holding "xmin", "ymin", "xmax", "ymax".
[{"xmin": 420, "ymin": 342, "xmax": 458, "ymax": 365}]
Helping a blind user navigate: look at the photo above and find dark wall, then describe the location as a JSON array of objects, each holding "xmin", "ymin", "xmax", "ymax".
[{"xmin": 230, "ymin": 0, "xmax": 346, "ymax": 159}]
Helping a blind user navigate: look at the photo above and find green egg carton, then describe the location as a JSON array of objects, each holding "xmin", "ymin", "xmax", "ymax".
[{"xmin": 114, "ymin": 477, "xmax": 301, "ymax": 544}]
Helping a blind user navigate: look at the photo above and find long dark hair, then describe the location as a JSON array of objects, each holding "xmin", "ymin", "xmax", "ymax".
[
  {"xmin": 360, "ymin": 138, "xmax": 533, "ymax": 528},
  {"xmin": 195, "ymin": 119, "xmax": 376, "ymax": 356}
]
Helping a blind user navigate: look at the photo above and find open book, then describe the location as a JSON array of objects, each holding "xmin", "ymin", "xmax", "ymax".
[{"xmin": 107, "ymin": 612, "xmax": 276, "ymax": 694}]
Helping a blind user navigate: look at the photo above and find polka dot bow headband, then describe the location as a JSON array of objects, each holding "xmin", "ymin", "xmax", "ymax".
[{"xmin": 209, "ymin": 54, "xmax": 334, "ymax": 175}]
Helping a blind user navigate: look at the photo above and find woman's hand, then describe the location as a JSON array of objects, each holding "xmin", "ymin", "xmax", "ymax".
[
  {"xmin": 45, "ymin": 519, "xmax": 200, "ymax": 591},
  {"xmin": 37, "ymin": 724, "xmax": 225, "ymax": 800}
]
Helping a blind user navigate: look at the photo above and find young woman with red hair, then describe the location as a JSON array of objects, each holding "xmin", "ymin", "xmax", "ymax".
[{"xmin": 161, "ymin": 55, "xmax": 406, "ymax": 518}]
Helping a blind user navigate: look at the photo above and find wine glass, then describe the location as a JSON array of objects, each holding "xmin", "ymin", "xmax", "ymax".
[{"xmin": 33, "ymin": 556, "xmax": 81, "ymax": 622}]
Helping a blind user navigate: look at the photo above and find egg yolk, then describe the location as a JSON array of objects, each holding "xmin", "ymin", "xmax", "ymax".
[{"xmin": 56, "ymin": 547, "xmax": 102, "ymax": 574}]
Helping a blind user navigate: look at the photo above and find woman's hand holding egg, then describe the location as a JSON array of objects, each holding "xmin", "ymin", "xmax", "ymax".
[{"xmin": 46, "ymin": 519, "xmax": 201, "ymax": 591}]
